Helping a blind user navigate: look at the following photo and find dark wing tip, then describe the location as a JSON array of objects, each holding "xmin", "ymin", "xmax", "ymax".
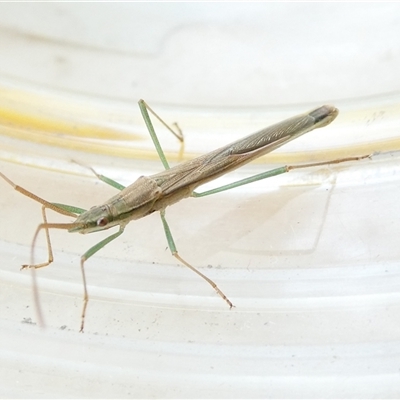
[{"xmin": 309, "ymin": 105, "xmax": 339, "ymax": 126}]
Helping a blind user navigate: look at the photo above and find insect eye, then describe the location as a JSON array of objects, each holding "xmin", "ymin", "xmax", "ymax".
[{"xmin": 97, "ymin": 217, "xmax": 108, "ymax": 227}]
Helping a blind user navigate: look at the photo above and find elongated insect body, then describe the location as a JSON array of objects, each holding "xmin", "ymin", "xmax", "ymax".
[
  {"xmin": 72, "ymin": 105, "xmax": 339, "ymax": 235},
  {"xmin": 151, "ymin": 105, "xmax": 338, "ymax": 193},
  {"xmin": 0, "ymin": 101, "xmax": 368, "ymax": 331}
]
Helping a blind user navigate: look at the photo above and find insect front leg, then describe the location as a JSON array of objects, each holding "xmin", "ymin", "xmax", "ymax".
[
  {"xmin": 0, "ymin": 171, "xmax": 80, "ymax": 269},
  {"xmin": 21, "ymin": 205, "xmax": 54, "ymax": 270},
  {"xmin": 159, "ymin": 209, "xmax": 233, "ymax": 308}
]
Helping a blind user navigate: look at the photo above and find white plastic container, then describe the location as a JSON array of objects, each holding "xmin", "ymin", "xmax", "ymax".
[{"xmin": 0, "ymin": 3, "xmax": 400, "ymax": 398}]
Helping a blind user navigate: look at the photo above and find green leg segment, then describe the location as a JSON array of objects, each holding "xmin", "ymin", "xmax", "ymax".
[
  {"xmin": 159, "ymin": 210, "xmax": 233, "ymax": 308},
  {"xmin": 91, "ymin": 174, "xmax": 125, "ymax": 191},
  {"xmin": 138, "ymin": 99, "xmax": 184, "ymax": 171},
  {"xmin": 193, "ymin": 166, "xmax": 287, "ymax": 197},
  {"xmin": 192, "ymin": 155, "xmax": 370, "ymax": 198},
  {"xmin": 79, "ymin": 226, "xmax": 125, "ymax": 332}
]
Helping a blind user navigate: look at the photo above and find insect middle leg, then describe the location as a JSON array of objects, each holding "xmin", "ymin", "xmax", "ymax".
[
  {"xmin": 138, "ymin": 102, "xmax": 234, "ymax": 305},
  {"xmin": 159, "ymin": 209, "xmax": 233, "ymax": 308}
]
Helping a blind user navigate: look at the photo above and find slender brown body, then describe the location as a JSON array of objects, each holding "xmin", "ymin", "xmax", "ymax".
[{"xmin": 72, "ymin": 105, "xmax": 338, "ymax": 234}]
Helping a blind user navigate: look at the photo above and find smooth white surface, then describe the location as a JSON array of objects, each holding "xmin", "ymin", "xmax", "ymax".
[
  {"xmin": 0, "ymin": 3, "xmax": 400, "ymax": 106},
  {"xmin": 0, "ymin": 3, "xmax": 400, "ymax": 398}
]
